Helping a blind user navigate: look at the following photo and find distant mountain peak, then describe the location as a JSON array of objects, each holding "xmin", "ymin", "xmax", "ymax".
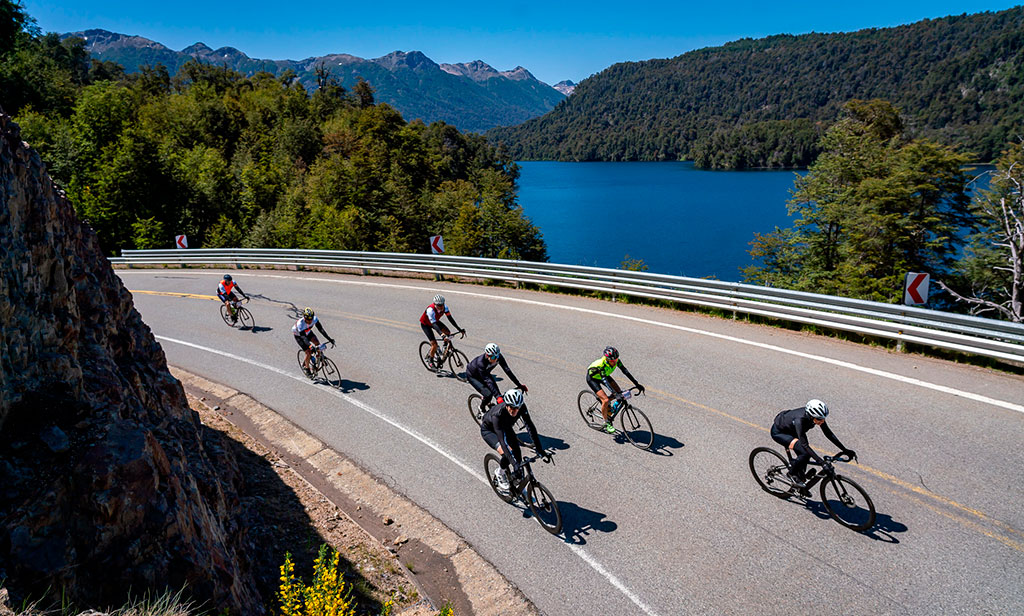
[
  {"xmin": 440, "ymin": 60, "xmax": 500, "ymax": 81},
  {"xmin": 182, "ymin": 42, "xmax": 212, "ymax": 54},
  {"xmin": 500, "ymin": 66, "xmax": 535, "ymax": 81},
  {"xmin": 373, "ymin": 50, "xmax": 439, "ymax": 72},
  {"xmin": 554, "ymin": 80, "xmax": 576, "ymax": 95}
]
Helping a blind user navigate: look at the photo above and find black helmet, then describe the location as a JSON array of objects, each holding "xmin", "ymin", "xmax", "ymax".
[
  {"xmin": 223, "ymin": 274, "xmax": 232, "ymax": 281},
  {"xmin": 604, "ymin": 346, "xmax": 619, "ymax": 360}
]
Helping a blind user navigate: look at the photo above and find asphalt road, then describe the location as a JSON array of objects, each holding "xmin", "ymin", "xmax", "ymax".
[{"xmin": 117, "ymin": 269, "xmax": 1024, "ymax": 615}]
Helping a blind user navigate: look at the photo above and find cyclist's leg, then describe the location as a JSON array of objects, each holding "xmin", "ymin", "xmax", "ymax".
[
  {"xmin": 468, "ymin": 374, "xmax": 491, "ymax": 407},
  {"xmin": 588, "ymin": 375, "xmax": 611, "ymax": 421},
  {"xmin": 437, "ymin": 325, "xmax": 452, "ymax": 358},
  {"xmin": 422, "ymin": 323, "xmax": 438, "ymax": 359},
  {"xmin": 483, "ymin": 375, "xmax": 501, "ymax": 407},
  {"xmin": 295, "ymin": 334, "xmax": 311, "ymax": 370},
  {"xmin": 789, "ymin": 440, "xmax": 813, "ymax": 478},
  {"xmin": 482, "ymin": 425, "xmax": 511, "ymax": 486}
]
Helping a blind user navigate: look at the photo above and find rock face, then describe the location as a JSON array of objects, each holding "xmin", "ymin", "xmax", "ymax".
[{"xmin": 0, "ymin": 111, "xmax": 260, "ymax": 612}]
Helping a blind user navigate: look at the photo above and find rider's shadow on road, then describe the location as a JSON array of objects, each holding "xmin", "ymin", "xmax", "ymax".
[
  {"xmin": 799, "ymin": 500, "xmax": 905, "ymax": 542},
  {"xmin": 336, "ymin": 379, "xmax": 370, "ymax": 394},
  {"xmin": 635, "ymin": 432, "xmax": 684, "ymax": 456},
  {"xmin": 556, "ymin": 501, "xmax": 617, "ymax": 545},
  {"xmin": 520, "ymin": 432, "xmax": 570, "ymax": 452}
]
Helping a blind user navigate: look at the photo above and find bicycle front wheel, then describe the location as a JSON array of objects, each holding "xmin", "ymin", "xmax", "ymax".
[
  {"xmin": 236, "ymin": 307, "xmax": 254, "ymax": 330},
  {"xmin": 577, "ymin": 390, "xmax": 604, "ymax": 431},
  {"xmin": 749, "ymin": 447, "xmax": 791, "ymax": 498},
  {"xmin": 418, "ymin": 341, "xmax": 438, "ymax": 373},
  {"xmin": 296, "ymin": 348, "xmax": 306, "ymax": 371},
  {"xmin": 219, "ymin": 304, "xmax": 233, "ymax": 326},
  {"xmin": 320, "ymin": 357, "xmax": 340, "ymax": 387},
  {"xmin": 448, "ymin": 350, "xmax": 469, "ymax": 382},
  {"xmin": 484, "ymin": 453, "xmax": 514, "ymax": 504},
  {"xmin": 527, "ymin": 481, "xmax": 562, "ymax": 535},
  {"xmin": 820, "ymin": 474, "xmax": 876, "ymax": 532},
  {"xmin": 618, "ymin": 404, "xmax": 654, "ymax": 450},
  {"xmin": 468, "ymin": 394, "xmax": 484, "ymax": 426}
]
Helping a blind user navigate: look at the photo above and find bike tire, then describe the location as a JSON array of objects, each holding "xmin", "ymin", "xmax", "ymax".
[
  {"xmin": 618, "ymin": 404, "xmax": 654, "ymax": 450},
  {"xmin": 237, "ymin": 306, "xmax": 254, "ymax": 330},
  {"xmin": 448, "ymin": 350, "xmax": 469, "ymax": 382},
  {"xmin": 296, "ymin": 348, "xmax": 306, "ymax": 371},
  {"xmin": 219, "ymin": 304, "xmax": 233, "ymax": 326},
  {"xmin": 820, "ymin": 474, "xmax": 876, "ymax": 532},
  {"xmin": 483, "ymin": 453, "xmax": 515, "ymax": 504},
  {"xmin": 749, "ymin": 447, "xmax": 792, "ymax": 498},
  {"xmin": 319, "ymin": 357, "xmax": 340, "ymax": 387},
  {"xmin": 577, "ymin": 390, "xmax": 605, "ymax": 431},
  {"xmin": 468, "ymin": 394, "xmax": 484, "ymax": 426},
  {"xmin": 418, "ymin": 341, "xmax": 438, "ymax": 373},
  {"xmin": 527, "ymin": 480, "xmax": 562, "ymax": 535}
]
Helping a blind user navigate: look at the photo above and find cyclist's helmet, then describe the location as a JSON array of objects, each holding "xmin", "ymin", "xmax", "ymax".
[
  {"xmin": 223, "ymin": 274, "xmax": 232, "ymax": 281},
  {"xmin": 433, "ymin": 294, "xmax": 445, "ymax": 306},
  {"xmin": 604, "ymin": 346, "xmax": 619, "ymax": 360},
  {"xmin": 302, "ymin": 307, "xmax": 315, "ymax": 319},
  {"xmin": 504, "ymin": 388, "xmax": 524, "ymax": 408},
  {"xmin": 484, "ymin": 343, "xmax": 500, "ymax": 360},
  {"xmin": 805, "ymin": 399, "xmax": 829, "ymax": 419}
]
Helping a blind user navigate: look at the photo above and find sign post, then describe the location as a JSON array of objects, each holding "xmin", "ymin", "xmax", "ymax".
[
  {"xmin": 429, "ymin": 235, "xmax": 444, "ymax": 254},
  {"xmin": 903, "ymin": 272, "xmax": 930, "ymax": 305},
  {"xmin": 175, "ymin": 235, "xmax": 188, "ymax": 249}
]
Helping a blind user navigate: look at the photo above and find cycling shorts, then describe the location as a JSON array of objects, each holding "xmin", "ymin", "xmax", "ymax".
[
  {"xmin": 587, "ymin": 374, "xmax": 618, "ymax": 394},
  {"xmin": 294, "ymin": 333, "xmax": 317, "ymax": 350},
  {"xmin": 219, "ymin": 291, "xmax": 238, "ymax": 302},
  {"xmin": 770, "ymin": 426, "xmax": 797, "ymax": 449},
  {"xmin": 421, "ymin": 322, "xmax": 450, "ymax": 342}
]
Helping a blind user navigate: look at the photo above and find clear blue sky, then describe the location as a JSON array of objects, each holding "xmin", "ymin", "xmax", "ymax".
[{"xmin": 24, "ymin": 1, "xmax": 1023, "ymax": 85}]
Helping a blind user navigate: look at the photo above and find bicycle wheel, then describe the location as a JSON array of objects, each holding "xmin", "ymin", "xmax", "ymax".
[
  {"xmin": 577, "ymin": 390, "xmax": 604, "ymax": 430},
  {"xmin": 236, "ymin": 307, "xmax": 254, "ymax": 330},
  {"xmin": 748, "ymin": 447, "xmax": 792, "ymax": 498},
  {"xmin": 319, "ymin": 357, "xmax": 340, "ymax": 387},
  {"xmin": 219, "ymin": 304, "xmax": 233, "ymax": 326},
  {"xmin": 418, "ymin": 341, "xmax": 438, "ymax": 373},
  {"xmin": 820, "ymin": 474, "xmax": 876, "ymax": 532},
  {"xmin": 527, "ymin": 481, "xmax": 562, "ymax": 535},
  {"xmin": 448, "ymin": 350, "xmax": 469, "ymax": 382},
  {"xmin": 483, "ymin": 453, "xmax": 514, "ymax": 504},
  {"xmin": 296, "ymin": 348, "xmax": 306, "ymax": 371},
  {"xmin": 468, "ymin": 394, "xmax": 485, "ymax": 426},
  {"xmin": 618, "ymin": 404, "xmax": 654, "ymax": 449}
]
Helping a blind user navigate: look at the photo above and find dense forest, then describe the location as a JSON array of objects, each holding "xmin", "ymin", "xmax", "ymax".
[
  {"xmin": 0, "ymin": 1, "xmax": 546, "ymax": 259},
  {"xmin": 489, "ymin": 7, "xmax": 1024, "ymax": 168}
]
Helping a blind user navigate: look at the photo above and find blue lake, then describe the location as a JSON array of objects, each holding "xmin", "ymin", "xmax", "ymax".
[{"xmin": 515, "ymin": 161, "xmax": 803, "ymax": 281}]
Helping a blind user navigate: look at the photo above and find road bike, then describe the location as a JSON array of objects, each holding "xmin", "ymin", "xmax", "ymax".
[
  {"xmin": 748, "ymin": 448, "xmax": 876, "ymax": 532},
  {"xmin": 219, "ymin": 297, "xmax": 254, "ymax": 330},
  {"xmin": 296, "ymin": 341, "xmax": 340, "ymax": 386},
  {"xmin": 577, "ymin": 386, "xmax": 654, "ymax": 449},
  {"xmin": 484, "ymin": 452, "xmax": 561, "ymax": 535},
  {"xmin": 418, "ymin": 332, "xmax": 468, "ymax": 382},
  {"xmin": 469, "ymin": 392, "xmax": 536, "ymax": 449}
]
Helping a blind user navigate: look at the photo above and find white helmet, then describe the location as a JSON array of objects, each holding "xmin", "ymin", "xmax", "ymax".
[
  {"xmin": 433, "ymin": 294, "xmax": 445, "ymax": 305},
  {"xmin": 484, "ymin": 343, "xmax": 500, "ymax": 360},
  {"xmin": 805, "ymin": 399, "xmax": 829, "ymax": 419},
  {"xmin": 504, "ymin": 388, "xmax": 524, "ymax": 408}
]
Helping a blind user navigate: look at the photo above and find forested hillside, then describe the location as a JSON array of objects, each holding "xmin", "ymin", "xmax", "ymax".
[
  {"xmin": 1, "ymin": 4, "xmax": 546, "ymax": 260},
  {"xmin": 489, "ymin": 7, "xmax": 1024, "ymax": 168}
]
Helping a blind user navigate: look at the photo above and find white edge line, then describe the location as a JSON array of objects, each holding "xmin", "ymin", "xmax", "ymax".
[
  {"xmin": 127, "ymin": 270, "xmax": 1024, "ymax": 415},
  {"xmin": 155, "ymin": 334, "xmax": 663, "ymax": 616}
]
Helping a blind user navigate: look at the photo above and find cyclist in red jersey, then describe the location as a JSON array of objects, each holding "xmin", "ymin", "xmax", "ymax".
[
  {"xmin": 420, "ymin": 294, "xmax": 465, "ymax": 365},
  {"xmin": 217, "ymin": 274, "xmax": 249, "ymax": 323}
]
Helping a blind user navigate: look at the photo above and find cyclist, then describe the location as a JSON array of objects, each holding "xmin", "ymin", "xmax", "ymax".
[
  {"xmin": 467, "ymin": 343, "xmax": 528, "ymax": 414},
  {"xmin": 420, "ymin": 294, "xmax": 465, "ymax": 366},
  {"xmin": 771, "ymin": 399, "xmax": 857, "ymax": 488},
  {"xmin": 292, "ymin": 307, "xmax": 335, "ymax": 376},
  {"xmin": 480, "ymin": 388, "xmax": 549, "ymax": 493},
  {"xmin": 217, "ymin": 274, "xmax": 249, "ymax": 323},
  {"xmin": 587, "ymin": 346, "xmax": 645, "ymax": 434}
]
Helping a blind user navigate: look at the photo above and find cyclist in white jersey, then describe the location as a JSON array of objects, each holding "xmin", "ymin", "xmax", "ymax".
[{"xmin": 292, "ymin": 307, "xmax": 335, "ymax": 375}]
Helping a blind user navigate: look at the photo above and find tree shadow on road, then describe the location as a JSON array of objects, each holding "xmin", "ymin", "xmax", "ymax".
[{"xmin": 556, "ymin": 501, "xmax": 618, "ymax": 545}]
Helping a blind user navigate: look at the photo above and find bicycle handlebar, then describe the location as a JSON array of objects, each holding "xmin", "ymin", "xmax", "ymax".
[{"xmin": 824, "ymin": 451, "xmax": 856, "ymax": 464}]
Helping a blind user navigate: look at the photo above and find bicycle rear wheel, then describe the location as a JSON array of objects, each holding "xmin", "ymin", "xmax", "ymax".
[
  {"xmin": 527, "ymin": 481, "xmax": 562, "ymax": 535},
  {"xmin": 820, "ymin": 474, "xmax": 876, "ymax": 532},
  {"xmin": 749, "ymin": 447, "xmax": 791, "ymax": 498},
  {"xmin": 219, "ymin": 304, "xmax": 233, "ymax": 326},
  {"xmin": 448, "ymin": 350, "xmax": 469, "ymax": 382},
  {"xmin": 319, "ymin": 357, "xmax": 340, "ymax": 387},
  {"xmin": 236, "ymin": 307, "xmax": 254, "ymax": 330},
  {"xmin": 484, "ymin": 453, "xmax": 514, "ymax": 504},
  {"xmin": 618, "ymin": 404, "xmax": 654, "ymax": 449},
  {"xmin": 577, "ymin": 390, "xmax": 604, "ymax": 430},
  {"xmin": 468, "ymin": 394, "xmax": 485, "ymax": 426},
  {"xmin": 418, "ymin": 341, "xmax": 438, "ymax": 373}
]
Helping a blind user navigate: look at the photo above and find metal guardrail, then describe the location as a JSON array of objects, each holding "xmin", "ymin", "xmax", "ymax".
[{"xmin": 111, "ymin": 248, "xmax": 1024, "ymax": 364}]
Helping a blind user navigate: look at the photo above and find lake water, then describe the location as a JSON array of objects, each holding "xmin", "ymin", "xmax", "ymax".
[{"xmin": 515, "ymin": 161, "xmax": 802, "ymax": 281}]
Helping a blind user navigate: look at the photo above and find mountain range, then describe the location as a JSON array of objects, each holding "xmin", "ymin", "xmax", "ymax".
[{"xmin": 65, "ymin": 29, "xmax": 566, "ymax": 133}]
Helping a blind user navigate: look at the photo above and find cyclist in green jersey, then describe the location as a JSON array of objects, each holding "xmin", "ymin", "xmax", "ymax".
[{"xmin": 586, "ymin": 346, "xmax": 645, "ymax": 433}]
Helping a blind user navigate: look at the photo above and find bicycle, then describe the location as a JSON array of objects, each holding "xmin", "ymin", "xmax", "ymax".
[
  {"xmin": 219, "ymin": 297, "xmax": 254, "ymax": 330},
  {"xmin": 469, "ymin": 393, "xmax": 537, "ymax": 449},
  {"xmin": 418, "ymin": 332, "xmax": 468, "ymax": 382},
  {"xmin": 484, "ymin": 452, "xmax": 562, "ymax": 535},
  {"xmin": 577, "ymin": 386, "xmax": 654, "ymax": 449},
  {"xmin": 748, "ymin": 448, "xmax": 876, "ymax": 532},
  {"xmin": 296, "ymin": 341, "xmax": 340, "ymax": 386}
]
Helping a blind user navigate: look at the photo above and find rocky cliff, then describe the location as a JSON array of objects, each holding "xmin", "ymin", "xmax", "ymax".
[{"xmin": 0, "ymin": 110, "xmax": 260, "ymax": 612}]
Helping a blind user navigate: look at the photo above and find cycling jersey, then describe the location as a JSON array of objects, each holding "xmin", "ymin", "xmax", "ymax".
[
  {"xmin": 218, "ymin": 280, "xmax": 237, "ymax": 296},
  {"xmin": 480, "ymin": 402, "xmax": 543, "ymax": 465},
  {"xmin": 771, "ymin": 407, "xmax": 847, "ymax": 477},
  {"xmin": 292, "ymin": 316, "xmax": 319, "ymax": 336},
  {"xmin": 587, "ymin": 357, "xmax": 638, "ymax": 387},
  {"xmin": 419, "ymin": 303, "xmax": 450, "ymax": 326},
  {"xmin": 467, "ymin": 354, "xmax": 522, "ymax": 388}
]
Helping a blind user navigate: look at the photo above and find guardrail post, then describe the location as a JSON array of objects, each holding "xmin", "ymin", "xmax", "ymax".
[{"xmin": 361, "ymin": 268, "xmax": 368, "ymax": 276}]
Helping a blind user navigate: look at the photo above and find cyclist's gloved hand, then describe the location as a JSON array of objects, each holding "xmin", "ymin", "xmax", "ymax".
[
  {"xmin": 843, "ymin": 449, "xmax": 857, "ymax": 461},
  {"xmin": 459, "ymin": 328, "xmax": 467, "ymax": 337},
  {"xmin": 520, "ymin": 384, "xmax": 529, "ymax": 393},
  {"xmin": 636, "ymin": 384, "xmax": 646, "ymax": 394},
  {"xmin": 328, "ymin": 338, "xmax": 336, "ymax": 347},
  {"xmin": 541, "ymin": 451, "xmax": 552, "ymax": 463}
]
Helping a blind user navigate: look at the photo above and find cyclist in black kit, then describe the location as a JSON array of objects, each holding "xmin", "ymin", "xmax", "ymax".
[
  {"xmin": 467, "ymin": 343, "xmax": 528, "ymax": 414},
  {"xmin": 480, "ymin": 389, "xmax": 549, "ymax": 493},
  {"xmin": 771, "ymin": 399, "xmax": 856, "ymax": 488}
]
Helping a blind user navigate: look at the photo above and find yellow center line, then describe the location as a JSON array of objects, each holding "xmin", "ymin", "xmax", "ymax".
[{"xmin": 131, "ymin": 286, "xmax": 1024, "ymax": 550}]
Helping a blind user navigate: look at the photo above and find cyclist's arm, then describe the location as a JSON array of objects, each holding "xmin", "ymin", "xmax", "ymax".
[
  {"xmin": 314, "ymin": 320, "xmax": 334, "ymax": 342},
  {"xmin": 445, "ymin": 312, "xmax": 463, "ymax": 332},
  {"xmin": 819, "ymin": 422, "xmax": 847, "ymax": 453},
  {"xmin": 497, "ymin": 356, "xmax": 524, "ymax": 389},
  {"xmin": 617, "ymin": 361, "xmax": 641, "ymax": 387},
  {"xmin": 795, "ymin": 420, "xmax": 825, "ymax": 464},
  {"xmin": 520, "ymin": 407, "xmax": 545, "ymax": 456}
]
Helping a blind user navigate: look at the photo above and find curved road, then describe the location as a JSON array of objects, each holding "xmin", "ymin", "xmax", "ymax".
[{"xmin": 118, "ymin": 269, "xmax": 1024, "ymax": 615}]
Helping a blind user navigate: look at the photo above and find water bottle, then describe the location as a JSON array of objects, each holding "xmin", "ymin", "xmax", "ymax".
[{"xmin": 611, "ymin": 398, "xmax": 622, "ymax": 412}]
